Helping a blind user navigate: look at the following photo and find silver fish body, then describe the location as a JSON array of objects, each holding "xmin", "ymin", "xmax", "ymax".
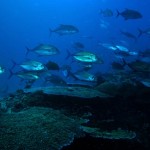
[
  {"xmin": 27, "ymin": 44, "xmax": 59, "ymax": 56},
  {"xmin": 73, "ymin": 71, "xmax": 97, "ymax": 82},
  {"xmin": 73, "ymin": 51, "xmax": 102, "ymax": 63},
  {"xmin": 20, "ymin": 60, "xmax": 45, "ymax": 71},
  {"xmin": 50, "ymin": 24, "xmax": 79, "ymax": 35}
]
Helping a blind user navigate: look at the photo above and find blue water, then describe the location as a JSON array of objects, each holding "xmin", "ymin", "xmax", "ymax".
[{"xmin": 0, "ymin": 0, "xmax": 150, "ymax": 95}]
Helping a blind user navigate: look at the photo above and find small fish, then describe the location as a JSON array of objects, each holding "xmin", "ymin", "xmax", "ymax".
[
  {"xmin": 99, "ymin": 43, "xmax": 130, "ymax": 55},
  {"xmin": 98, "ymin": 42, "xmax": 117, "ymax": 51},
  {"xmin": 20, "ymin": 60, "xmax": 45, "ymax": 71},
  {"xmin": 26, "ymin": 44, "xmax": 59, "ymax": 56},
  {"xmin": 49, "ymin": 24, "xmax": 79, "ymax": 36},
  {"xmin": 120, "ymin": 31, "xmax": 137, "ymax": 41},
  {"xmin": 45, "ymin": 61, "xmax": 60, "ymax": 70},
  {"xmin": 124, "ymin": 60, "xmax": 150, "ymax": 73},
  {"xmin": 74, "ymin": 51, "xmax": 98, "ymax": 63},
  {"xmin": 117, "ymin": 9, "xmax": 142, "ymax": 20},
  {"xmin": 73, "ymin": 71, "xmax": 97, "ymax": 82},
  {"xmin": 115, "ymin": 45, "xmax": 129, "ymax": 52},
  {"xmin": 128, "ymin": 51, "xmax": 139, "ymax": 56},
  {"xmin": 139, "ymin": 49, "xmax": 150, "ymax": 57},
  {"xmin": 8, "ymin": 70, "xmax": 40, "ymax": 80},
  {"xmin": 71, "ymin": 51, "xmax": 103, "ymax": 63},
  {"xmin": 72, "ymin": 42, "xmax": 84, "ymax": 49},
  {"xmin": 114, "ymin": 50, "xmax": 138, "ymax": 58},
  {"xmin": 17, "ymin": 72, "xmax": 39, "ymax": 80},
  {"xmin": 0, "ymin": 65, "xmax": 5, "ymax": 74},
  {"xmin": 138, "ymin": 28, "xmax": 150, "ymax": 37},
  {"xmin": 100, "ymin": 9, "xmax": 113, "ymax": 17}
]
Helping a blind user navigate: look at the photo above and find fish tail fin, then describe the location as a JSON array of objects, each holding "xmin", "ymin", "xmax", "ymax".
[
  {"xmin": 8, "ymin": 69, "xmax": 14, "ymax": 79},
  {"xmin": 116, "ymin": 10, "xmax": 120, "ymax": 17},
  {"xmin": 11, "ymin": 59, "xmax": 17, "ymax": 70},
  {"xmin": 25, "ymin": 47, "xmax": 31, "ymax": 56},
  {"xmin": 137, "ymin": 28, "xmax": 143, "ymax": 37}
]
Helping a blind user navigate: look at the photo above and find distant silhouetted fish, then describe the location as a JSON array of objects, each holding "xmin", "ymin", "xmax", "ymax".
[
  {"xmin": 100, "ymin": 9, "xmax": 113, "ymax": 17},
  {"xmin": 117, "ymin": 9, "xmax": 142, "ymax": 20},
  {"xmin": 45, "ymin": 61, "xmax": 60, "ymax": 70},
  {"xmin": 49, "ymin": 24, "xmax": 79, "ymax": 36},
  {"xmin": 26, "ymin": 44, "xmax": 59, "ymax": 56},
  {"xmin": 138, "ymin": 28, "xmax": 150, "ymax": 37},
  {"xmin": 138, "ymin": 49, "xmax": 150, "ymax": 57},
  {"xmin": 123, "ymin": 59, "xmax": 150, "ymax": 73},
  {"xmin": 72, "ymin": 42, "xmax": 84, "ymax": 49},
  {"xmin": 120, "ymin": 30, "xmax": 137, "ymax": 41}
]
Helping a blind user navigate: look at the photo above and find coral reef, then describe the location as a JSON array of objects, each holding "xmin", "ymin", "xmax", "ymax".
[
  {"xmin": 23, "ymin": 85, "xmax": 111, "ymax": 98},
  {"xmin": 0, "ymin": 83, "xmax": 150, "ymax": 150},
  {"xmin": 0, "ymin": 107, "xmax": 85, "ymax": 150},
  {"xmin": 81, "ymin": 126, "xmax": 136, "ymax": 139}
]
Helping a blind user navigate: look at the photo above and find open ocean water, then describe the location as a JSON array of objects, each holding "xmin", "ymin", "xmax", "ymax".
[{"xmin": 0, "ymin": 0, "xmax": 150, "ymax": 150}]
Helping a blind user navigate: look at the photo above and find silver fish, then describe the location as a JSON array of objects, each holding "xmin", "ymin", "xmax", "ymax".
[
  {"xmin": 26, "ymin": 44, "xmax": 59, "ymax": 56},
  {"xmin": 16, "ymin": 71, "xmax": 39, "ymax": 80},
  {"xmin": 20, "ymin": 60, "xmax": 45, "ymax": 71},
  {"xmin": 50, "ymin": 24, "xmax": 79, "ymax": 35},
  {"xmin": 100, "ymin": 9, "xmax": 113, "ymax": 17},
  {"xmin": 73, "ymin": 51, "xmax": 103, "ymax": 63},
  {"xmin": 73, "ymin": 71, "xmax": 97, "ymax": 82},
  {"xmin": 98, "ymin": 43, "xmax": 117, "ymax": 51},
  {"xmin": 120, "ymin": 31, "xmax": 137, "ymax": 41},
  {"xmin": 138, "ymin": 28, "xmax": 150, "ymax": 37},
  {"xmin": 115, "ymin": 45, "xmax": 129, "ymax": 52}
]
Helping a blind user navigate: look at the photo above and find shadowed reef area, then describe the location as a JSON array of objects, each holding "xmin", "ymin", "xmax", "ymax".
[{"xmin": 0, "ymin": 84, "xmax": 150, "ymax": 150}]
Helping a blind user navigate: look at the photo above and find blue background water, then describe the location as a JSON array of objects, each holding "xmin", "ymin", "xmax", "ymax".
[{"xmin": 0, "ymin": 0, "xmax": 150, "ymax": 95}]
